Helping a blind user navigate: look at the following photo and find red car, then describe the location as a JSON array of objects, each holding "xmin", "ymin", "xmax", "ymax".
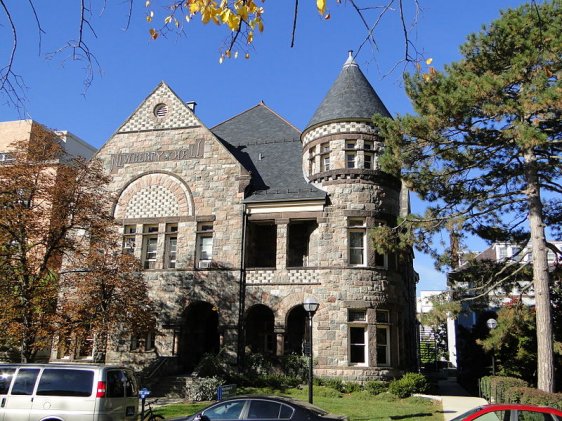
[{"xmin": 450, "ymin": 403, "xmax": 562, "ymax": 421}]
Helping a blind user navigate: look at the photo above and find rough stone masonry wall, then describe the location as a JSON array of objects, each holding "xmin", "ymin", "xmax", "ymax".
[{"xmin": 96, "ymin": 123, "xmax": 246, "ymax": 366}]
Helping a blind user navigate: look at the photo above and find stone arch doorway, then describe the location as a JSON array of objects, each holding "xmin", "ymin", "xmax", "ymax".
[
  {"xmin": 179, "ymin": 301, "xmax": 219, "ymax": 372},
  {"xmin": 285, "ymin": 305, "xmax": 306, "ymax": 355},
  {"xmin": 245, "ymin": 305, "xmax": 275, "ymax": 355}
]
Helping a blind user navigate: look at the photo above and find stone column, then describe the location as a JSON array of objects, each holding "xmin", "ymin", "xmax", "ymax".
[
  {"xmin": 274, "ymin": 327, "xmax": 285, "ymax": 356},
  {"xmin": 276, "ymin": 219, "xmax": 289, "ymax": 270}
]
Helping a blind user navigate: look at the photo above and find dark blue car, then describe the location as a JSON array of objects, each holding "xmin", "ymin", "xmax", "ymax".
[{"xmin": 184, "ymin": 395, "xmax": 347, "ymax": 421}]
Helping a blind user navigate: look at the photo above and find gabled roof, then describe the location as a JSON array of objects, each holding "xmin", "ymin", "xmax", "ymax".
[
  {"xmin": 305, "ymin": 53, "xmax": 391, "ymax": 132},
  {"xmin": 115, "ymin": 81, "xmax": 202, "ymax": 134},
  {"xmin": 211, "ymin": 103, "xmax": 325, "ymax": 203}
]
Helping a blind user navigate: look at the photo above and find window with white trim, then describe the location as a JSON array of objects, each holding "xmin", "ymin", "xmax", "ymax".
[
  {"xmin": 196, "ymin": 222, "xmax": 213, "ymax": 268},
  {"xmin": 346, "ymin": 152, "xmax": 357, "ymax": 169},
  {"xmin": 348, "ymin": 219, "xmax": 366, "ymax": 266},
  {"xmin": 376, "ymin": 310, "xmax": 390, "ymax": 366},
  {"xmin": 122, "ymin": 225, "xmax": 136, "ymax": 255},
  {"xmin": 347, "ymin": 308, "xmax": 368, "ymax": 366},
  {"xmin": 131, "ymin": 332, "xmax": 156, "ymax": 352},
  {"xmin": 320, "ymin": 142, "xmax": 330, "ymax": 171},
  {"xmin": 142, "ymin": 225, "xmax": 158, "ymax": 269},
  {"xmin": 165, "ymin": 224, "xmax": 178, "ymax": 269}
]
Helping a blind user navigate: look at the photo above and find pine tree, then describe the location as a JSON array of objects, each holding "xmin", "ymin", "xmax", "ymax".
[{"xmin": 375, "ymin": 1, "xmax": 561, "ymax": 392}]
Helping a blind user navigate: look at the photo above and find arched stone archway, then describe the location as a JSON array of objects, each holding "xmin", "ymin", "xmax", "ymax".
[
  {"xmin": 179, "ymin": 301, "xmax": 219, "ymax": 372},
  {"xmin": 245, "ymin": 305, "xmax": 275, "ymax": 355},
  {"xmin": 284, "ymin": 305, "xmax": 307, "ymax": 356}
]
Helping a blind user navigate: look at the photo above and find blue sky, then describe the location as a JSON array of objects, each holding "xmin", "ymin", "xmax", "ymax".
[{"xmin": 0, "ymin": 0, "xmax": 530, "ymax": 292}]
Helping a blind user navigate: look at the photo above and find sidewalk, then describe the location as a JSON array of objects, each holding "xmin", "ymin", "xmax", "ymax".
[{"xmin": 434, "ymin": 377, "xmax": 488, "ymax": 420}]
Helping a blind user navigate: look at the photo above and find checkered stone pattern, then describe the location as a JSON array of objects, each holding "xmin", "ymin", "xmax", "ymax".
[
  {"xmin": 125, "ymin": 185, "xmax": 179, "ymax": 218},
  {"xmin": 303, "ymin": 121, "xmax": 377, "ymax": 146},
  {"xmin": 246, "ymin": 270, "xmax": 275, "ymax": 284},
  {"xmin": 288, "ymin": 270, "xmax": 319, "ymax": 284},
  {"xmin": 119, "ymin": 84, "xmax": 200, "ymax": 133}
]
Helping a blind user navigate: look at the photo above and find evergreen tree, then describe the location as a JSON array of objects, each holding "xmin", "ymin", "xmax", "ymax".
[{"xmin": 375, "ymin": 1, "xmax": 561, "ymax": 392}]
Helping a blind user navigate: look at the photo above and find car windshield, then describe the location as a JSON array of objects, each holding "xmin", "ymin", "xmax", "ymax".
[{"xmin": 450, "ymin": 406, "xmax": 486, "ymax": 421}]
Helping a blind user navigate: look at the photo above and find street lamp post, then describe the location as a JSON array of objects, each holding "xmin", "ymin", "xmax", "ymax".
[
  {"xmin": 303, "ymin": 297, "xmax": 319, "ymax": 404},
  {"xmin": 486, "ymin": 318, "xmax": 498, "ymax": 375}
]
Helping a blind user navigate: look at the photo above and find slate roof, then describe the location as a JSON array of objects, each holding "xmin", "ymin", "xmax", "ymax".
[
  {"xmin": 211, "ymin": 103, "xmax": 326, "ymax": 203},
  {"xmin": 305, "ymin": 53, "xmax": 392, "ymax": 131}
]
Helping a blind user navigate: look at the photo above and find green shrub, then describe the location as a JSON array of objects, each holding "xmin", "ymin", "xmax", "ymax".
[
  {"xmin": 489, "ymin": 376, "xmax": 527, "ymax": 403},
  {"xmin": 184, "ymin": 376, "xmax": 222, "ymax": 401},
  {"xmin": 365, "ymin": 380, "xmax": 389, "ymax": 395},
  {"xmin": 388, "ymin": 373, "xmax": 430, "ymax": 398},
  {"xmin": 194, "ymin": 352, "xmax": 232, "ymax": 380},
  {"xmin": 479, "ymin": 376, "xmax": 492, "ymax": 400},
  {"xmin": 506, "ymin": 387, "xmax": 562, "ymax": 409},
  {"xmin": 280, "ymin": 354, "xmax": 308, "ymax": 378},
  {"xmin": 313, "ymin": 385, "xmax": 343, "ymax": 398}
]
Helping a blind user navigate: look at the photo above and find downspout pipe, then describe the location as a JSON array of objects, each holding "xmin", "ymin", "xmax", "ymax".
[{"xmin": 237, "ymin": 204, "xmax": 247, "ymax": 369}]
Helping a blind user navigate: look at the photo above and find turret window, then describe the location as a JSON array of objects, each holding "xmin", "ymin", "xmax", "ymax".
[
  {"xmin": 346, "ymin": 152, "xmax": 357, "ymax": 169},
  {"xmin": 320, "ymin": 142, "xmax": 330, "ymax": 172},
  {"xmin": 348, "ymin": 219, "xmax": 366, "ymax": 266},
  {"xmin": 364, "ymin": 153, "xmax": 373, "ymax": 169}
]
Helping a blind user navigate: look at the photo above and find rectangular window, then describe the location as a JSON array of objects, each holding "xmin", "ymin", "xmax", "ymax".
[
  {"xmin": 346, "ymin": 140, "xmax": 356, "ymax": 149},
  {"xmin": 36, "ymin": 369, "xmax": 94, "ymax": 397},
  {"xmin": 142, "ymin": 225, "xmax": 158, "ymax": 269},
  {"xmin": 374, "ymin": 252, "xmax": 387, "ymax": 268},
  {"xmin": 497, "ymin": 245, "xmax": 507, "ymax": 260},
  {"xmin": 349, "ymin": 326, "xmax": 367, "ymax": 365},
  {"xmin": 346, "ymin": 152, "xmax": 357, "ymax": 169},
  {"xmin": 376, "ymin": 326, "xmax": 390, "ymax": 366},
  {"xmin": 348, "ymin": 219, "xmax": 366, "ymax": 266},
  {"xmin": 376, "ymin": 310, "xmax": 389, "ymax": 324},
  {"xmin": 165, "ymin": 224, "xmax": 178, "ymax": 269},
  {"xmin": 131, "ymin": 332, "xmax": 156, "ymax": 351},
  {"xmin": 364, "ymin": 141, "xmax": 373, "ymax": 150},
  {"xmin": 364, "ymin": 153, "xmax": 373, "ymax": 169},
  {"xmin": 320, "ymin": 143, "xmax": 330, "ymax": 171},
  {"xmin": 11, "ymin": 369, "xmax": 40, "ymax": 395},
  {"xmin": 197, "ymin": 222, "xmax": 214, "ymax": 268},
  {"xmin": 122, "ymin": 225, "xmax": 136, "ymax": 255},
  {"xmin": 348, "ymin": 309, "xmax": 366, "ymax": 322}
]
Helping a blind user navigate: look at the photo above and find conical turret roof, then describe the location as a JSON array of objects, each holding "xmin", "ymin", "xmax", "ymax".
[{"xmin": 305, "ymin": 52, "xmax": 391, "ymax": 131}]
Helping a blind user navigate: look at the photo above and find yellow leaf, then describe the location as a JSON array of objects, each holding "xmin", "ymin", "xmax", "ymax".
[
  {"xmin": 247, "ymin": 31, "xmax": 254, "ymax": 44},
  {"xmin": 245, "ymin": 52, "xmax": 250, "ymax": 59},
  {"xmin": 316, "ymin": 0, "xmax": 326, "ymax": 15},
  {"xmin": 426, "ymin": 57, "xmax": 433, "ymax": 65},
  {"xmin": 145, "ymin": 0, "xmax": 151, "ymax": 7},
  {"xmin": 146, "ymin": 15, "xmax": 152, "ymax": 22},
  {"xmin": 165, "ymin": 15, "xmax": 173, "ymax": 24},
  {"xmin": 149, "ymin": 28, "xmax": 159, "ymax": 40},
  {"xmin": 324, "ymin": 12, "xmax": 330, "ymax": 19}
]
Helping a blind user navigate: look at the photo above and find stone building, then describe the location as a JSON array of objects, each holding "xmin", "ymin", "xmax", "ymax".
[{"xmin": 83, "ymin": 54, "xmax": 418, "ymax": 380}]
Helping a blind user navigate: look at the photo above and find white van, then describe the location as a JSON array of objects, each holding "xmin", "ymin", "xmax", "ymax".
[{"xmin": 0, "ymin": 363, "xmax": 138, "ymax": 421}]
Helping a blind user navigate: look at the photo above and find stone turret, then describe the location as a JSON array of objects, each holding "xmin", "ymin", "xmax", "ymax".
[
  {"xmin": 300, "ymin": 53, "xmax": 417, "ymax": 379},
  {"xmin": 301, "ymin": 51, "xmax": 401, "ymax": 223}
]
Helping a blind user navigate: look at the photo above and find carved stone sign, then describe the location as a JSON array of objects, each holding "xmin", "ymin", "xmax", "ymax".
[{"xmin": 110, "ymin": 139, "xmax": 204, "ymax": 170}]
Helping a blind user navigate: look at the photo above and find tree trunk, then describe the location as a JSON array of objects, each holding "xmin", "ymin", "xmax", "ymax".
[{"xmin": 524, "ymin": 149, "xmax": 554, "ymax": 392}]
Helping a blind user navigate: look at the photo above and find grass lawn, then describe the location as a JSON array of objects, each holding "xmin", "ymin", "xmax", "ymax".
[{"xmin": 153, "ymin": 386, "xmax": 444, "ymax": 420}]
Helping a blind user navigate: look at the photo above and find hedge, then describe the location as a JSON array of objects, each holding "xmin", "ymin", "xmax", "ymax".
[
  {"xmin": 480, "ymin": 376, "xmax": 527, "ymax": 403},
  {"xmin": 480, "ymin": 376, "xmax": 562, "ymax": 408},
  {"xmin": 506, "ymin": 387, "xmax": 562, "ymax": 410}
]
